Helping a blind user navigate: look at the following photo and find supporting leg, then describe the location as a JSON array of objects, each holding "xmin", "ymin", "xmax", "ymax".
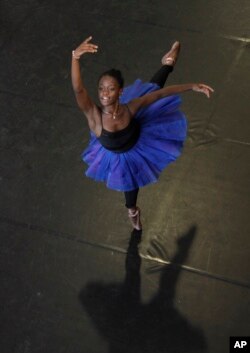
[
  {"xmin": 124, "ymin": 188, "xmax": 139, "ymax": 209},
  {"xmin": 124, "ymin": 189, "xmax": 142, "ymax": 230}
]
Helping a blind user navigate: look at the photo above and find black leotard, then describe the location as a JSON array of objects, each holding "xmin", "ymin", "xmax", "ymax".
[
  {"xmin": 97, "ymin": 105, "xmax": 140, "ymax": 153},
  {"xmin": 98, "ymin": 118, "xmax": 140, "ymax": 153}
]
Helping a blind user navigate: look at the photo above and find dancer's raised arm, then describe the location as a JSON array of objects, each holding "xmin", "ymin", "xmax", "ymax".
[
  {"xmin": 128, "ymin": 83, "xmax": 214, "ymax": 115},
  {"xmin": 71, "ymin": 37, "xmax": 101, "ymax": 131}
]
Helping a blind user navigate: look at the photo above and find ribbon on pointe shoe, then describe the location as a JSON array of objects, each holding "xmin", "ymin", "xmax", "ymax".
[{"xmin": 128, "ymin": 207, "xmax": 142, "ymax": 231}]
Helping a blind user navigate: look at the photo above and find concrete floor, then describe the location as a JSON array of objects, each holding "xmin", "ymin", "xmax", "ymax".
[{"xmin": 1, "ymin": 1, "xmax": 250, "ymax": 352}]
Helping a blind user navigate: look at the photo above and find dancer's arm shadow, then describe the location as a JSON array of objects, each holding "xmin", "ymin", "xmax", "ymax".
[
  {"xmin": 146, "ymin": 225, "xmax": 207, "ymax": 352},
  {"xmin": 79, "ymin": 226, "xmax": 207, "ymax": 353},
  {"xmin": 152, "ymin": 225, "xmax": 197, "ymax": 304}
]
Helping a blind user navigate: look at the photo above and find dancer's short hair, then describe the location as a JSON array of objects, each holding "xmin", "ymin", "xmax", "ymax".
[{"xmin": 98, "ymin": 69, "xmax": 124, "ymax": 88}]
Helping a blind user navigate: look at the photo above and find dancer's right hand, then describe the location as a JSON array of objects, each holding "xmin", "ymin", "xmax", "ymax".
[{"xmin": 72, "ymin": 36, "xmax": 98, "ymax": 59}]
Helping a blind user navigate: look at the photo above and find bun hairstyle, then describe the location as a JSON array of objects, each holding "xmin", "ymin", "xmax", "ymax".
[{"xmin": 98, "ymin": 69, "xmax": 124, "ymax": 88}]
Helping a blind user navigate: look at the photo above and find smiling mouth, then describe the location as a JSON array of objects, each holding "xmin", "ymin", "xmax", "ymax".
[{"xmin": 100, "ymin": 97, "xmax": 111, "ymax": 104}]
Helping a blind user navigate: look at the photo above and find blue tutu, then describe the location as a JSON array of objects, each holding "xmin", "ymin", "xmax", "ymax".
[{"xmin": 82, "ymin": 79, "xmax": 187, "ymax": 191}]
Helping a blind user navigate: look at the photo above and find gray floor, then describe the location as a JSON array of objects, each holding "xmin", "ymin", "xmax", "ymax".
[{"xmin": 1, "ymin": 1, "xmax": 250, "ymax": 352}]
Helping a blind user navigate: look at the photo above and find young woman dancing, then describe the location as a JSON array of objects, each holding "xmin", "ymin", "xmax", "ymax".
[{"xmin": 71, "ymin": 36, "xmax": 213, "ymax": 231}]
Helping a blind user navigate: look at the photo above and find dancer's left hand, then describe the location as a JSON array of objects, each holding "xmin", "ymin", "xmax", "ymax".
[{"xmin": 192, "ymin": 84, "xmax": 214, "ymax": 98}]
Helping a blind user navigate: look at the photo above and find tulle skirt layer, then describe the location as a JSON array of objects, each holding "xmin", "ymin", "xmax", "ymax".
[{"xmin": 82, "ymin": 79, "xmax": 187, "ymax": 191}]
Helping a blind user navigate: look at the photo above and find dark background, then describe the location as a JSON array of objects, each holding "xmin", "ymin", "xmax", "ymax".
[{"xmin": 1, "ymin": 1, "xmax": 250, "ymax": 352}]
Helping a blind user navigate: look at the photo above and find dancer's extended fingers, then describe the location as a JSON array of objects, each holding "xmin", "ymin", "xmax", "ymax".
[
  {"xmin": 204, "ymin": 87, "xmax": 213, "ymax": 98},
  {"xmin": 88, "ymin": 44, "xmax": 98, "ymax": 50},
  {"xmin": 82, "ymin": 42, "xmax": 98, "ymax": 51},
  {"xmin": 199, "ymin": 87, "xmax": 209, "ymax": 98},
  {"xmin": 192, "ymin": 84, "xmax": 213, "ymax": 98},
  {"xmin": 88, "ymin": 45, "xmax": 98, "ymax": 53},
  {"xmin": 202, "ymin": 84, "xmax": 214, "ymax": 92},
  {"xmin": 83, "ymin": 36, "xmax": 98, "ymax": 49},
  {"xmin": 78, "ymin": 43, "xmax": 98, "ymax": 55},
  {"xmin": 204, "ymin": 85, "xmax": 214, "ymax": 98},
  {"xmin": 84, "ymin": 36, "xmax": 93, "ymax": 44},
  {"xmin": 205, "ymin": 89, "xmax": 210, "ymax": 98}
]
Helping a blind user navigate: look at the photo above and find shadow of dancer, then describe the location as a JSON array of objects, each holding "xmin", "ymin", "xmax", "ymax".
[{"xmin": 79, "ymin": 226, "xmax": 207, "ymax": 353}]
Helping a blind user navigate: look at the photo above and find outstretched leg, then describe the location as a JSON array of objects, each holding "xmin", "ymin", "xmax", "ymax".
[{"xmin": 150, "ymin": 41, "xmax": 180, "ymax": 88}]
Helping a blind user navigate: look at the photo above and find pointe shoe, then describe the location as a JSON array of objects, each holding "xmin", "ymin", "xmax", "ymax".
[
  {"xmin": 161, "ymin": 41, "xmax": 181, "ymax": 66},
  {"xmin": 128, "ymin": 207, "xmax": 142, "ymax": 231}
]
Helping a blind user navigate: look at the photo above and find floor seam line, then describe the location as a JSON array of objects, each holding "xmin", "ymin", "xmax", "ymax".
[{"xmin": 1, "ymin": 216, "xmax": 250, "ymax": 289}]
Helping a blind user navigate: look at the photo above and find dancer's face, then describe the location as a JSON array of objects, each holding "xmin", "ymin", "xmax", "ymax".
[{"xmin": 98, "ymin": 75, "xmax": 122, "ymax": 107}]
